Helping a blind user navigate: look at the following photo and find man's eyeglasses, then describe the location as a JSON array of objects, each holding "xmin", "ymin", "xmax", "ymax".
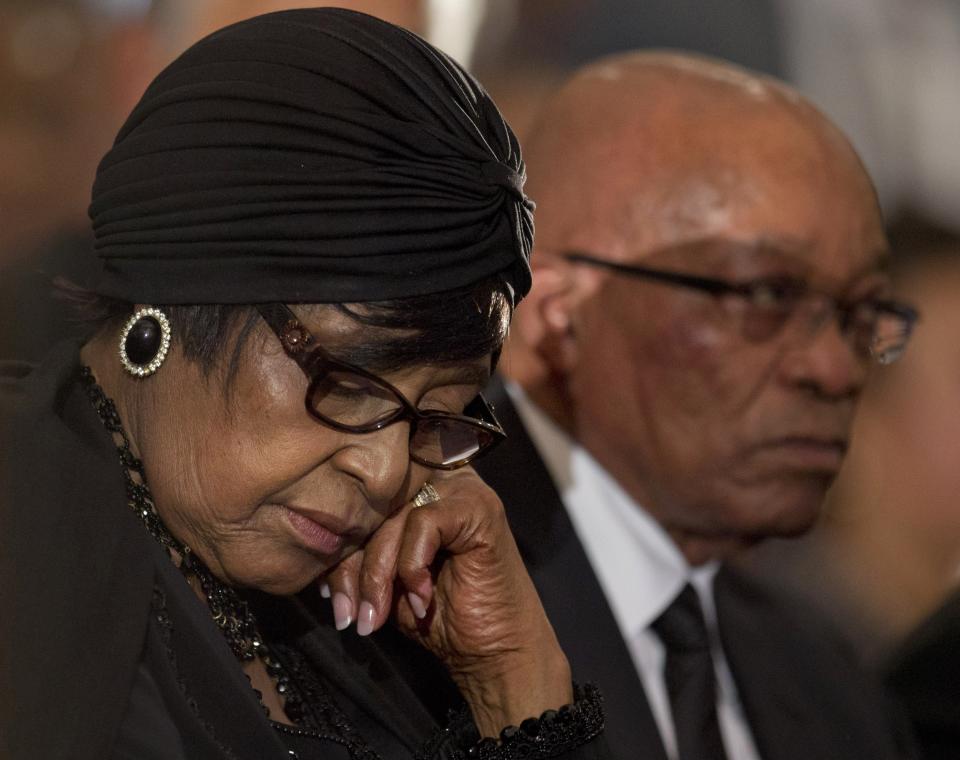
[
  {"xmin": 256, "ymin": 304, "xmax": 506, "ymax": 470},
  {"xmin": 564, "ymin": 251, "xmax": 919, "ymax": 365}
]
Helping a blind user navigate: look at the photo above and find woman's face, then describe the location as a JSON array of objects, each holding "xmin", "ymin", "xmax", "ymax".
[{"xmin": 126, "ymin": 306, "xmax": 493, "ymax": 595}]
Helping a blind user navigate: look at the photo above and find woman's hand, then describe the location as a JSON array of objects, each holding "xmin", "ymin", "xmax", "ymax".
[{"xmin": 320, "ymin": 468, "xmax": 573, "ymax": 737}]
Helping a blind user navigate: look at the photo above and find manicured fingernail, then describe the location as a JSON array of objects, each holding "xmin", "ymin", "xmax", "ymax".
[
  {"xmin": 333, "ymin": 592, "xmax": 353, "ymax": 631},
  {"xmin": 356, "ymin": 601, "xmax": 376, "ymax": 637},
  {"xmin": 407, "ymin": 592, "xmax": 427, "ymax": 619},
  {"xmin": 319, "ymin": 582, "xmax": 331, "ymax": 599}
]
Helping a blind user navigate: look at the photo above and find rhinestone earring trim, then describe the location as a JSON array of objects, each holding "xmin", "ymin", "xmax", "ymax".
[{"xmin": 118, "ymin": 306, "xmax": 172, "ymax": 377}]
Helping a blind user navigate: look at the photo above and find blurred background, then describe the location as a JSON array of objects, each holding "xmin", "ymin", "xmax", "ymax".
[{"xmin": 2, "ymin": 0, "xmax": 958, "ymax": 687}]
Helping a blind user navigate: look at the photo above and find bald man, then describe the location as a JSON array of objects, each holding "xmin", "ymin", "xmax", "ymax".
[{"xmin": 474, "ymin": 53, "xmax": 919, "ymax": 760}]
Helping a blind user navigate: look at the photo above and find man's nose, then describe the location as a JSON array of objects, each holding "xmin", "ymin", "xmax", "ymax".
[{"xmin": 780, "ymin": 305, "xmax": 868, "ymax": 399}]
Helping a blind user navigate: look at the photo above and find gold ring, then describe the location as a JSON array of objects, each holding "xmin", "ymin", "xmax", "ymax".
[{"xmin": 412, "ymin": 482, "xmax": 441, "ymax": 508}]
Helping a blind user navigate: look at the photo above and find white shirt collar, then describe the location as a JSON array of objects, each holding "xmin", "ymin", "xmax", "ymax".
[{"xmin": 505, "ymin": 381, "xmax": 720, "ymax": 638}]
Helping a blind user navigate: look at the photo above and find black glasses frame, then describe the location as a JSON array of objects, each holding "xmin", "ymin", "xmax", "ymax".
[
  {"xmin": 256, "ymin": 303, "xmax": 506, "ymax": 470},
  {"xmin": 563, "ymin": 251, "xmax": 919, "ymax": 362}
]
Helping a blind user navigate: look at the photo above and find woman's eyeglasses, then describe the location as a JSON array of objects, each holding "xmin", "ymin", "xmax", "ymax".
[
  {"xmin": 564, "ymin": 251, "xmax": 919, "ymax": 365},
  {"xmin": 256, "ymin": 304, "xmax": 505, "ymax": 470}
]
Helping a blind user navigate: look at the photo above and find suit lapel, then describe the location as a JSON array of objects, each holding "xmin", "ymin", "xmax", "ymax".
[{"xmin": 476, "ymin": 378, "xmax": 669, "ymax": 760}]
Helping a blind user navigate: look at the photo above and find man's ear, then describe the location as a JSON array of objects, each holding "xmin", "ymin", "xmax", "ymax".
[{"xmin": 531, "ymin": 259, "xmax": 580, "ymax": 377}]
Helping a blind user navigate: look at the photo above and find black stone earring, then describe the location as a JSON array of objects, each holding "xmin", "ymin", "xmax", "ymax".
[{"xmin": 119, "ymin": 307, "xmax": 171, "ymax": 377}]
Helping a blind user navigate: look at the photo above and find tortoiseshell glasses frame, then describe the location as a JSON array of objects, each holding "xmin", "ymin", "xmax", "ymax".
[{"xmin": 256, "ymin": 303, "xmax": 506, "ymax": 470}]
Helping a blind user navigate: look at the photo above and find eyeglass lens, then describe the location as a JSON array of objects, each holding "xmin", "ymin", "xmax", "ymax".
[
  {"xmin": 727, "ymin": 290, "xmax": 911, "ymax": 363},
  {"xmin": 869, "ymin": 309, "xmax": 913, "ymax": 364},
  {"xmin": 411, "ymin": 417, "xmax": 495, "ymax": 467},
  {"xmin": 310, "ymin": 370, "xmax": 403, "ymax": 427}
]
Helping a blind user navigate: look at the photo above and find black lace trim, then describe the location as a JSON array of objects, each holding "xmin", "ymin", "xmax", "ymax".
[
  {"xmin": 268, "ymin": 642, "xmax": 381, "ymax": 760},
  {"xmin": 416, "ymin": 683, "xmax": 604, "ymax": 760}
]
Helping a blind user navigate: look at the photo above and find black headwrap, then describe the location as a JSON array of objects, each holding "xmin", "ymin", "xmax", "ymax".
[{"xmin": 88, "ymin": 8, "xmax": 533, "ymax": 305}]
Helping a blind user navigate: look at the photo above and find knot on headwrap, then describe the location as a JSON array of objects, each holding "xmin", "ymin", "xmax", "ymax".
[
  {"xmin": 88, "ymin": 8, "xmax": 533, "ymax": 305},
  {"xmin": 481, "ymin": 161, "xmax": 528, "ymax": 202}
]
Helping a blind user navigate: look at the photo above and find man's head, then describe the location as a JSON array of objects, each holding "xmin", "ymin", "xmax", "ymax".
[{"xmin": 504, "ymin": 52, "xmax": 903, "ymax": 562}]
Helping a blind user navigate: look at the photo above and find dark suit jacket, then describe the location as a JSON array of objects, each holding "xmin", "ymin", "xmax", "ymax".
[
  {"xmin": 886, "ymin": 589, "xmax": 960, "ymax": 760},
  {"xmin": 475, "ymin": 378, "xmax": 917, "ymax": 760}
]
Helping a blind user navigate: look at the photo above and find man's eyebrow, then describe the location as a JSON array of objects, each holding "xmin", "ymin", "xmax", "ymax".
[
  {"xmin": 640, "ymin": 235, "xmax": 815, "ymax": 262},
  {"xmin": 839, "ymin": 248, "xmax": 893, "ymax": 286},
  {"xmin": 642, "ymin": 236, "xmax": 894, "ymax": 281}
]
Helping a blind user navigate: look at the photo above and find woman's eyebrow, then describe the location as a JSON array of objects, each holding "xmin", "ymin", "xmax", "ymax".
[
  {"xmin": 411, "ymin": 363, "xmax": 491, "ymax": 390},
  {"xmin": 443, "ymin": 364, "xmax": 491, "ymax": 387},
  {"xmin": 323, "ymin": 339, "xmax": 492, "ymax": 385}
]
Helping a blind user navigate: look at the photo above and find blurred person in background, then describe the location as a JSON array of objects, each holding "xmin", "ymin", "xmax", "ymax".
[
  {"xmin": 162, "ymin": 0, "xmax": 424, "ymax": 57},
  {"xmin": 0, "ymin": 0, "xmax": 424, "ymax": 259},
  {"xmin": 746, "ymin": 216, "xmax": 960, "ymax": 669},
  {"xmin": 888, "ymin": 585, "xmax": 960, "ymax": 760},
  {"xmin": 0, "ymin": 0, "xmax": 162, "ymax": 359},
  {"xmin": 776, "ymin": 0, "xmax": 960, "ymax": 226},
  {"xmin": 880, "ymin": 233, "xmax": 960, "ymax": 760},
  {"xmin": 0, "ymin": 0, "xmax": 427, "ymax": 362},
  {"xmin": 472, "ymin": 0, "xmax": 785, "ymax": 139},
  {"xmin": 0, "ymin": 0, "xmax": 159, "ymax": 266},
  {"xmin": 475, "ymin": 51, "xmax": 920, "ymax": 760}
]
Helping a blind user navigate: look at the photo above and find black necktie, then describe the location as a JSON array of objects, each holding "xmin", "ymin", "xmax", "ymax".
[{"xmin": 651, "ymin": 583, "xmax": 729, "ymax": 760}]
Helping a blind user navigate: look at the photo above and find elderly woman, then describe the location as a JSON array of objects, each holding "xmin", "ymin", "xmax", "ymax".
[{"xmin": 0, "ymin": 9, "xmax": 609, "ymax": 760}]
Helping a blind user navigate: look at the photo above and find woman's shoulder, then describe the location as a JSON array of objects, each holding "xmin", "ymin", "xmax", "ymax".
[{"xmin": 0, "ymin": 340, "xmax": 159, "ymax": 759}]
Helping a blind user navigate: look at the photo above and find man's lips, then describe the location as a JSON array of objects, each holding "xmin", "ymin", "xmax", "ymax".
[
  {"xmin": 756, "ymin": 436, "xmax": 849, "ymax": 471},
  {"xmin": 281, "ymin": 506, "xmax": 365, "ymax": 556}
]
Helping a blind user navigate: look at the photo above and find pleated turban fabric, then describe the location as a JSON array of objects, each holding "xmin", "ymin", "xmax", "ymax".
[{"xmin": 88, "ymin": 8, "xmax": 534, "ymax": 305}]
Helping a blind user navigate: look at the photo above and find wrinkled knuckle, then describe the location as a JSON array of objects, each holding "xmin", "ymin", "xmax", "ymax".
[
  {"xmin": 478, "ymin": 488, "xmax": 506, "ymax": 518},
  {"xmin": 395, "ymin": 554, "xmax": 419, "ymax": 581},
  {"xmin": 366, "ymin": 546, "xmax": 395, "ymax": 581},
  {"xmin": 359, "ymin": 564, "xmax": 391, "ymax": 606},
  {"xmin": 328, "ymin": 553, "xmax": 360, "ymax": 582},
  {"xmin": 406, "ymin": 504, "xmax": 432, "ymax": 530}
]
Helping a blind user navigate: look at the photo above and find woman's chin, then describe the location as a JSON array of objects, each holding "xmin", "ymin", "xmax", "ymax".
[{"xmin": 224, "ymin": 556, "xmax": 332, "ymax": 597}]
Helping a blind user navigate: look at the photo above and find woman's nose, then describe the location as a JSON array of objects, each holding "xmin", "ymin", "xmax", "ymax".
[{"xmin": 335, "ymin": 422, "xmax": 415, "ymax": 508}]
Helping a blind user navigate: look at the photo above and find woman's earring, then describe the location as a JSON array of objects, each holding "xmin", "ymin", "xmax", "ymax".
[{"xmin": 119, "ymin": 307, "xmax": 172, "ymax": 377}]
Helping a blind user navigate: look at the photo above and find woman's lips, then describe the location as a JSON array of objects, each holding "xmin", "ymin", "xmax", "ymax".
[{"xmin": 283, "ymin": 507, "xmax": 351, "ymax": 555}]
